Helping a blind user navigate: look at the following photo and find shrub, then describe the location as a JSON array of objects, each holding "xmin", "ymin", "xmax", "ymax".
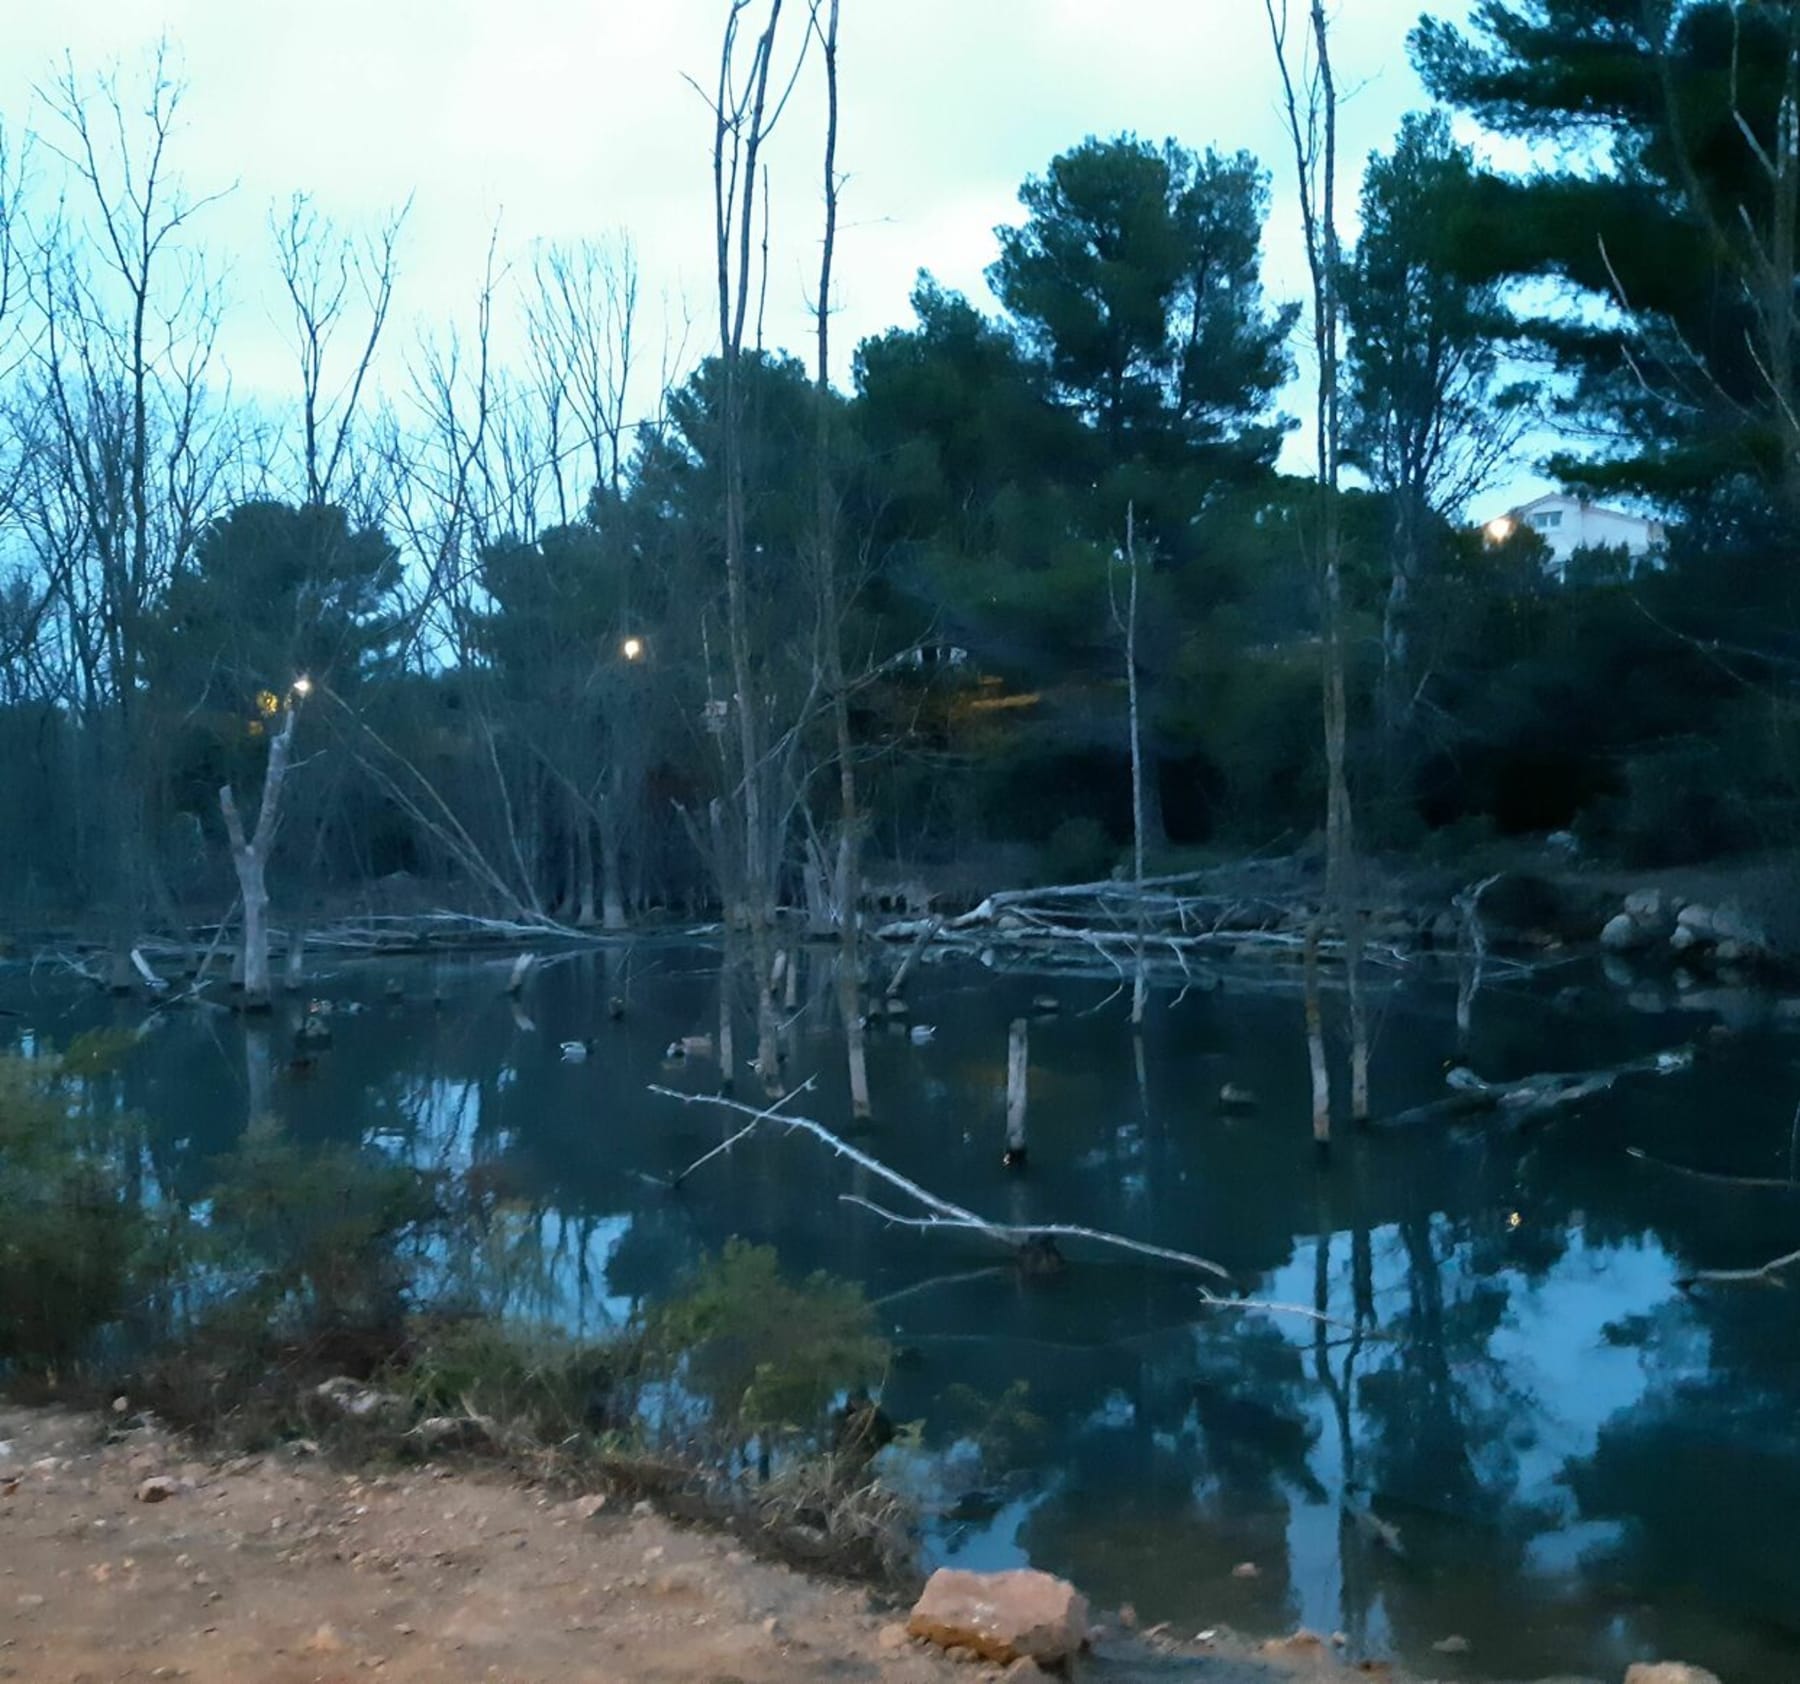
[{"xmin": 0, "ymin": 1038, "xmax": 153, "ymax": 1369}]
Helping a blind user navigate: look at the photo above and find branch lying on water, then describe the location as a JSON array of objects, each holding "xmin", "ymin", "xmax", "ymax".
[
  {"xmin": 649, "ymin": 1084, "xmax": 1374, "ymax": 1331},
  {"xmin": 840, "ymin": 1194, "xmax": 1232, "ymax": 1281},
  {"xmin": 1627, "ymin": 1146, "xmax": 1800, "ymax": 1192},
  {"xmin": 1678, "ymin": 1245, "xmax": 1800, "ymax": 1287},
  {"xmin": 666, "ymin": 1079, "xmax": 817, "ymax": 1188},
  {"xmin": 653, "ymin": 1083, "xmax": 1229, "ymax": 1280},
  {"xmin": 1374, "ymin": 1047, "xmax": 1694, "ymax": 1130}
]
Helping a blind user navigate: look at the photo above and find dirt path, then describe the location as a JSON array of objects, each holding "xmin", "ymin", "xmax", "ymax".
[{"xmin": 0, "ymin": 1405, "xmax": 1343, "ymax": 1684}]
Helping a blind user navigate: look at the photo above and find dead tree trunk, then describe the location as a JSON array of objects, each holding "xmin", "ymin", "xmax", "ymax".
[
  {"xmin": 218, "ymin": 696, "xmax": 302, "ymax": 1012},
  {"xmin": 1116, "ymin": 504, "xmax": 1150, "ymax": 1027},
  {"xmin": 1005, "ymin": 1017, "xmax": 1029, "ymax": 1165},
  {"xmin": 1265, "ymin": 0, "xmax": 1369, "ymax": 1138},
  {"xmin": 707, "ymin": 0, "xmax": 793, "ymax": 1093},
  {"xmin": 809, "ymin": 0, "xmax": 870, "ymax": 1119}
]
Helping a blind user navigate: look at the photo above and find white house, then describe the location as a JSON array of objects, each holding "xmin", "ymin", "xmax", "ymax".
[{"xmin": 1484, "ymin": 492, "xmax": 1667, "ymax": 581}]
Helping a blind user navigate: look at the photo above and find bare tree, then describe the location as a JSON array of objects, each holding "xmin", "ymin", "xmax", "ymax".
[
  {"xmin": 698, "ymin": 0, "xmax": 811, "ymax": 1087},
  {"xmin": 1110, "ymin": 503, "xmax": 1149, "ymax": 1028},
  {"xmin": 1263, "ymin": 0, "xmax": 1370, "ymax": 1138},
  {"xmin": 272, "ymin": 191, "xmax": 408, "ymax": 508},
  {"xmin": 25, "ymin": 45, "xmax": 231, "ymax": 952},
  {"xmin": 219, "ymin": 683, "xmax": 305, "ymax": 1008},
  {"xmin": 804, "ymin": 0, "xmax": 873, "ymax": 1115}
]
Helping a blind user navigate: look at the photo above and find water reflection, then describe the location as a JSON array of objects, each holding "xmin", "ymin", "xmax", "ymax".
[{"xmin": 5, "ymin": 942, "xmax": 1800, "ymax": 1681}]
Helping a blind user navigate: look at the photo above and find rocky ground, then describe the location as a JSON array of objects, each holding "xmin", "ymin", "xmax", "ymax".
[
  {"xmin": 0, "ymin": 1405, "xmax": 1334, "ymax": 1684},
  {"xmin": 2, "ymin": 1404, "xmax": 1714, "ymax": 1684}
]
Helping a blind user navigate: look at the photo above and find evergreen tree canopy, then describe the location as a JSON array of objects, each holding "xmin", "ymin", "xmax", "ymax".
[
  {"xmin": 1413, "ymin": 0, "xmax": 1800, "ymax": 521},
  {"xmin": 987, "ymin": 136, "xmax": 1295, "ymax": 465}
]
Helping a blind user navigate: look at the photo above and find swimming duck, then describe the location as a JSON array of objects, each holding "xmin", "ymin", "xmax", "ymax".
[
  {"xmin": 909, "ymin": 1023, "xmax": 936, "ymax": 1045},
  {"xmin": 560, "ymin": 1039, "xmax": 593, "ymax": 1062}
]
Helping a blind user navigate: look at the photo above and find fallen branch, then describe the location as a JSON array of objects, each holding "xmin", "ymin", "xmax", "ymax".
[
  {"xmin": 1679, "ymin": 1245, "xmax": 1800, "ymax": 1287},
  {"xmin": 841, "ymin": 1195, "xmax": 1232, "ymax": 1281},
  {"xmin": 651, "ymin": 1084, "xmax": 1229, "ymax": 1280},
  {"xmin": 1627, "ymin": 1146, "xmax": 1800, "ymax": 1192},
  {"xmin": 885, "ymin": 916, "xmax": 941, "ymax": 999},
  {"xmin": 667, "ymin": 1079, "xmax": 817, "ymax": 1188},
  {"xmin": 1374, "ymin": 1047, "xmax": 1693, "ymax": 1129}
]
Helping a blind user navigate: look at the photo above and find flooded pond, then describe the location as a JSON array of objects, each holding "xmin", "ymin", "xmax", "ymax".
[{"xmin": 7, "ymin": 941, "xmax": 1800, "ymax": 1682}]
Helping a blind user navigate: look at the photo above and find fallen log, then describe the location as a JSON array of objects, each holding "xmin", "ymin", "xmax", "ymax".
[{"xmin": 1373, "ymin": 1047, "xmax": 1694, "ymax": 1130}]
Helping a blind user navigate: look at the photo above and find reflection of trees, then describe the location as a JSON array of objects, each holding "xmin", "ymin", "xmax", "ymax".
[
  {"xmin": 1564, "ymin": 1294, "xmax": 1800, "ymax": 1674},
  {"xmin": 37, "ymin": 949, "xmax": 1800, "ymax": 1675}
]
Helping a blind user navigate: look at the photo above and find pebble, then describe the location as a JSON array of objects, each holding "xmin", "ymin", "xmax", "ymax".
[{"xmin": 1433, "ymin": 1634, "xmax": 1472, "ymax": 1654}]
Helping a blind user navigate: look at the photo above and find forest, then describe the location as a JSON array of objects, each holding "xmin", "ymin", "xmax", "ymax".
[
  {"xmin": 0, "ymin": 0, "xmax": 1797, "ymax": 965},
  {"xmin": 6, "ymin": 8, "xmax": 1800, "ymax": 1680}
]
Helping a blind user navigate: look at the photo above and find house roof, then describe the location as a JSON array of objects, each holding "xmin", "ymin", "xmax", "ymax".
[{"xmin": 1507, "ymin": 490, "xmax": 1662, "ymax": 528}]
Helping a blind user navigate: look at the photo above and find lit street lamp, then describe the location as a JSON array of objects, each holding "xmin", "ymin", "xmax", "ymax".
[
  {"xmin": 291, "ymin": 675, "xmax": 314, "ymax": 699},
  {"xmin": 621, "ymin": 636, "xmax": 644, "ymax": 662}
]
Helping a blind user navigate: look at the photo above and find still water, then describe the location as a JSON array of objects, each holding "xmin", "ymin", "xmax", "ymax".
[{"xmin": 7, "ymin": 942, "xmax": 1800, "ymax": 1682}]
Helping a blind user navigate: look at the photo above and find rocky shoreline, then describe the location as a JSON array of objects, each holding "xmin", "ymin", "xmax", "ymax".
[{"xmin": 0, "ymin": 1403, "xmax": 1727, "ymax": 1684}]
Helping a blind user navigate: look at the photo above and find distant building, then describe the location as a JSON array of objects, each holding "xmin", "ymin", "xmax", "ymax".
[{"xmin": 1483, "ymin": 492, "xmax": 1667, "ymax": 582}]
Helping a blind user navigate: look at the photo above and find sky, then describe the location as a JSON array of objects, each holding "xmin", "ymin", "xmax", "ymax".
[{"xmin": 3, "ymin": 1, "xmax": 1539, "ymax": 513}]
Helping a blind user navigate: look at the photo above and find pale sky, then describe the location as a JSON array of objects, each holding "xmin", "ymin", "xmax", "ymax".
[{"xmin": 3, "ymin": 1, "xmax": 1531, "ymax": 510}]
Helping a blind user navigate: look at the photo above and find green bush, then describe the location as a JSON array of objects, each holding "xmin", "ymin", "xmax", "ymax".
[
  {"xmin": 0, "ymin": 1037, "xmax": 152, "ymax": 1368},
  {"xmin": 642, "ymin": 1240, "xmax": 889, "ymax": 1457}
]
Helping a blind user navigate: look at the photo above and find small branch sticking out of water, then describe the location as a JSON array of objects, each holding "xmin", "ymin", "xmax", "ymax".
[
  {"xmin": 1627, "ymin": 1146, "xmax": 1800, "ymax": 1192},
  {"xmin": 666, "ymin": 1079, "xmax": 817, "ymax": 1188},
  {"xmin": 841, "ymin": 1194, "xmax": 1233, "ymax": 1280},
  {"xmin": 1679, "ymin": 1245, "xmax": 1800, "ymax": 1288},
  {"xmin": 653, "ymin": 1083, "xmax": 1229, "ymax": 1280},
  {"xmin": 650, "ymin": 1085, "xmax": 1382, "ymax": 1330}
]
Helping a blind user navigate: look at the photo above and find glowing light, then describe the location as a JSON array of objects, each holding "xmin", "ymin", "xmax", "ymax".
[
  {"xmin": 255, "ymin": 689, "xmax": 280, "ymax": 717},
  {"xmin": 291, "ymin": 675, "xmax": 313, "ymax": 698},
  {"xmin": 1507, "ymin": 1211, "xmax": 1523, "ymax": 1230},
  {"xmin": 1484, "ymin": 516, "xmax": 1517, "ymax": 543},
  {"xmin": 621, "ymin": 636, "xmax": 644, "ymax": 662}
]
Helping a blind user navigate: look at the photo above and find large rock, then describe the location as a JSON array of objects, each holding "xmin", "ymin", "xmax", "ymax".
[
  {"xmin": 1623, "ymin": 1664, "xmax": 1724, "ymax": 1684},
  {"xmin": 1602, "ymin": 913, "xmax": 1647, "ymax": 953},
  {"xmin": 907, "ymin": 1568, "xmax": 1089, "ymax": 1665},
  {"xmin": 1624, "ymin": 888, "xmax": 1670, "ymax": 928}
]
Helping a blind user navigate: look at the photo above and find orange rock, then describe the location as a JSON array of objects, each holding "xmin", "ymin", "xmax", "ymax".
[
  {"xmin": 1259, "ymin": 1628, "xmax": 1330, "ymax": 1665},
  {"xmin": 907, "ymin": 1567, "xmax": 1089, "ymax": 1665}
]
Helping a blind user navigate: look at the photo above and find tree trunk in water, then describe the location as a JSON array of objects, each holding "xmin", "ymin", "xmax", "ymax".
[
  {"xmin": 1304, "ymin": 918, "xmax": 1330, "ymax": 1147},
  {"xmin": 220, "ymin": 701, "xmax": 300, "ymax": 1014},
  {"xmin": 718, "ymin": 931, "xmax": 737, "ymax": 1090},
  {"xmin": 1123, "ymin": 505, "xmax": 1149, "ymax": 1028},
  {"xmin": 1006, "ymin": 1018, "xmax": 1029, "ymax": 1159},
  {"xmin": 811, "ymin": 0, "xmax": 868, "ymax": 1119},
  {"xmin": 284, "ymin": 927, "xmax": 306, "ymax": 991},
  {"xmin": 237, "ymin": 856, "xmax": 271, "ymax": 1007}
]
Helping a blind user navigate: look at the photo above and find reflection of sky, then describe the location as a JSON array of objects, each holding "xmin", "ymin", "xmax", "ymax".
[
  {"xmin": 1242, "ymin": 1220, "xmax": 1693, "ymax": 1644},
  {"xmin": 1494, "ymin": 1233, "xmax": 1694, "ymax": 1570}
]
